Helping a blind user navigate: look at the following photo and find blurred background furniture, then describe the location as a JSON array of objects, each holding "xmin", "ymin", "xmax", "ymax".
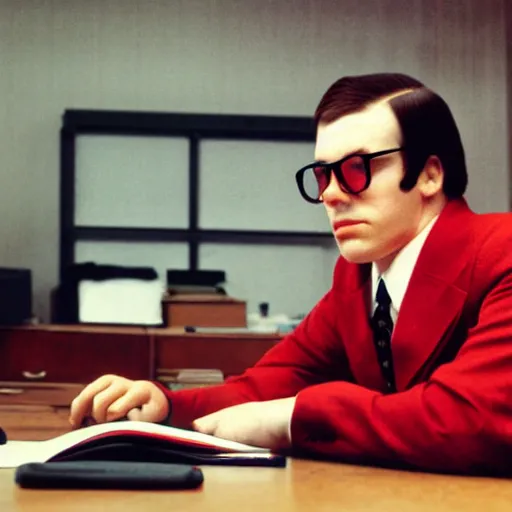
[{"xmin": 0, "ymin": 324, "xmax": 281, "ymax": 440}]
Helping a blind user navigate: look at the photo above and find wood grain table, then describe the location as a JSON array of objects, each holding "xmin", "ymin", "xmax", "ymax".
[{"xmin": 1, "ymin": 458, "xmax": 512, "ymax": 512}]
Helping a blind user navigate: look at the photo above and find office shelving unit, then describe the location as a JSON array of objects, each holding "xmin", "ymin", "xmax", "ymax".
[{"xmin": 59, "ymin": 109, "xmax": 333, "ymax": 283}]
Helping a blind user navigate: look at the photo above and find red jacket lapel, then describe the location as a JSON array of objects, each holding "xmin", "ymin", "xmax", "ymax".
[{"xmin": 392, "ymin": 199, "xmax": 475, "ymax": 390}]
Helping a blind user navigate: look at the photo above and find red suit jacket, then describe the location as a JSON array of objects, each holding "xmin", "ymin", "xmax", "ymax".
[{"xmin": 164, "ymin": 199, "xmax": 512, "ymax": 474}]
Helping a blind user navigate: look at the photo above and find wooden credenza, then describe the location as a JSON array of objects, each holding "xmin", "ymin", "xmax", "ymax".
[{"xmin": 0, "ymin": 324, "xmax": 281, "ymax": 440}]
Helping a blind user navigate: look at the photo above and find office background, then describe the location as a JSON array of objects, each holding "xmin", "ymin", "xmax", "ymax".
[{"xmin": 0, "ymin": 0, "xmax": 509, "ymax": 321}]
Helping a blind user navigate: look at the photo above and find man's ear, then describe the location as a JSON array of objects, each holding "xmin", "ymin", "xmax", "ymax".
[{"xmin": 417, "ymin": 155, "xmax": 444, "ymax": 198}]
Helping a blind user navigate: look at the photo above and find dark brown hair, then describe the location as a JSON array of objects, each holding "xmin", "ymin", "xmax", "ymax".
[{"xmin": 315, "ymin": 73, "xmax": 467, "ymax": 198}]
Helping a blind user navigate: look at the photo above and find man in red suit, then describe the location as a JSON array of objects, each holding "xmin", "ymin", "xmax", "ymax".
[{"xmin": 69, "ymin": 73, "xmax": 512, "ymax": 474}]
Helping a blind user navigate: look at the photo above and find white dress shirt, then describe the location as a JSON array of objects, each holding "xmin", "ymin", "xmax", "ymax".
[{"xmin": 371, "ymin": 215, "xmax": 439, "ymax": 325}]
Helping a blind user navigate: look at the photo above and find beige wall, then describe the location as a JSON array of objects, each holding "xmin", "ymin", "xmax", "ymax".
[{"xmin": 0, "ymin": 0, "xmax": 508, "ymax": 320}]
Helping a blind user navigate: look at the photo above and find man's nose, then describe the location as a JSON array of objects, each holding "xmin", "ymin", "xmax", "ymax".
[{"xmin": 322, "ymin": 171, "xmax": 351, "ymax": 206}]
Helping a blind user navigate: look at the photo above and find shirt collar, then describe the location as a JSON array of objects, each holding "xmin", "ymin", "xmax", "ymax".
[{"xmin": 371, "ymin": 214, "xmax": 439, "ymax": 314}]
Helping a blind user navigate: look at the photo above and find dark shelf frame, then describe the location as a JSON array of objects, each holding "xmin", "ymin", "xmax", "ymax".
[{"xmin": 60, "ymin": 109, "xmax": 329, "ymax": 283}]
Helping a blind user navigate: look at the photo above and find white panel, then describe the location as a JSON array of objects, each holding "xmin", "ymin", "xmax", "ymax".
[
  {"xmin": 75, "ymin": 135, "xmax": 189, "ymax": 228},
  {"xmin": 75, "ymin": 241, "xmax": 189, "ymax": 282},
  {"xmin": 199, "ymin": 140, "xmax": 330, "ymax": 232},
  {"xmin": 79, "ymin": 279, "xmax": 165, "ymax": 325},
  {"xmin": 199, "ymin": 242, "xmax": 340, "ymax": 318}
]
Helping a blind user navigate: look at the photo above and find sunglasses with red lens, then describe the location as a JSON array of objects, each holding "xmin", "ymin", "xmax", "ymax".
[{"xmin": 295, "ymin": 147, "xmax": 403, "ymax": 203}]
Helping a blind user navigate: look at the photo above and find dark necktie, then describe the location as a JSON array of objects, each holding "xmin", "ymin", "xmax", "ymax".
[{"xmin": 371, "ymin": 279, "xmax": 396, "ymax": 393}]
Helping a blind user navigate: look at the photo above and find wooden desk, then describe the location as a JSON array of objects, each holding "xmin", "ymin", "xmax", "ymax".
[
  {"xmin": 0, "ymin": 324, "xmax": 281, "ymax": 382},
  {"xmin": 0, "ymin": 325, "xmax": 281, "ymax": 440},
  {"xmin": 1, "ymin": 458, "xmax": 512, "ymax": 512}
]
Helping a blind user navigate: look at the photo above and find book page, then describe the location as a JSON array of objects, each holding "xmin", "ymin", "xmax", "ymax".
[{"xmin": 0, "ymin": 421, "xmax": 268, "ymax": 468}]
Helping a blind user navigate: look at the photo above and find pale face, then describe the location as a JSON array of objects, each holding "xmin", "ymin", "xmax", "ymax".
[{"xmin": 316, "ymin": 102, "xmax": 434, "ymax": 272}]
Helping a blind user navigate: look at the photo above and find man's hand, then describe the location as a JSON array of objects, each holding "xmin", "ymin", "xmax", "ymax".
[
  {"xmin": 192, "ymin": 397, "xmax": 296, "ymax": 450},
  {"xmin": 69, "ymin": 374, "xmax": 169, "ymax": 428}
]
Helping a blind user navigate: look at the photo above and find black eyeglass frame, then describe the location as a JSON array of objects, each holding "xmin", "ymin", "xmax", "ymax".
[{"xmin": 295, "ymin": 147, "xmax": 404, "ymax": 204}]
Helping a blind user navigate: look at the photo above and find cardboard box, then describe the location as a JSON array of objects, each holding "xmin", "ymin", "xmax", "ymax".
[{"xmin": 162, "ymin": 293, "xmax": 247, "ymax": 328}]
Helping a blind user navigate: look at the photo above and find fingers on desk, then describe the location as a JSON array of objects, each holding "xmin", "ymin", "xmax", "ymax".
[{"xmin": 69, "ymin": 375, "xmax": 131, "ymax": 427}]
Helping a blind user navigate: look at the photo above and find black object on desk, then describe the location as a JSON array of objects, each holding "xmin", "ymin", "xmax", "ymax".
[
  {"xmin": 0, "ymin": 268, "xmax": 32, "ymax": 325},
  {"xmin": 15, "ymin": 461, "xmax": 204, "ymax": 490},
  {"xmin": 167, "ymin": 269, "xmax": 225, "ymax": 287},
  {"xmin": 0, "ymin": 427, "xmax": 6, "ymax": 445}
]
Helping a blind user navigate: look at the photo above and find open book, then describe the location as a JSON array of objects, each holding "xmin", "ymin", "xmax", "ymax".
[{"xmin": 0, "ymin": 421, "xmax": 286, "ymax": 469}]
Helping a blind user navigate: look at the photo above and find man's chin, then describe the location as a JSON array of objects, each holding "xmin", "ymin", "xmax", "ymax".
[{"xmin": 337, "ymin": 242, "xmax": 375, "ymax": 265}]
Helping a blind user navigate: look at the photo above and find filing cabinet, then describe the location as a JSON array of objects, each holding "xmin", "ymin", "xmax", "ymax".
[
  {"xmin": 0, "ymin": 325, "xmax": 152, "ymax": 383},
  {"xmin": 0, "ymin": 325, "xmax": 281, "ymax": 440}
]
